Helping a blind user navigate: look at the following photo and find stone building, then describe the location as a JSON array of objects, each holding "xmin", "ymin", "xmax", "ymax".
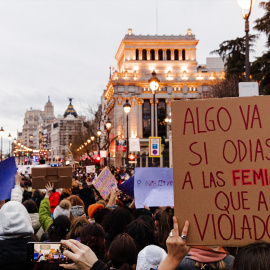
[
  {"xmin": 104, "ymin": 29, "xmax": 225, "ymax": 167},
  {"xmin": 51, "ymin": 99, "xmax": 85, "ymax": 162}
]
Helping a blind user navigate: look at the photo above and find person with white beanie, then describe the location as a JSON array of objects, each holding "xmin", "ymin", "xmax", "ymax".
[
  {"xmin": 0, "ymin": 201, "xmax": 35, "ymax": 270},
  {"xmin": 136, "ymin": 245, "xmax": 167, "ymax": 270}
]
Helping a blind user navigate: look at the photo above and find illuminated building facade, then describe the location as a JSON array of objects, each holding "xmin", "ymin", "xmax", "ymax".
[{"xmin": 104, "ymin": 29, "xmax": 225, "ymax": 166}]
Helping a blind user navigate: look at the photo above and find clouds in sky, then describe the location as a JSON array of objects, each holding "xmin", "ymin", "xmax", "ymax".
[{"xmin": 0, "ymin": 0, "xmax": 266, "ymax": 152}]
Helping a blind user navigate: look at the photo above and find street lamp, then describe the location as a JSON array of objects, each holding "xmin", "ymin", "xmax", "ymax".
[
  {"xmin": 8, "ymin": 133, "xmax": 12, "ymax": 157},
  {"xmin": 237, "ymin": 0, "xmax": 254, "ymax": 82},
  {"xmin": 0, "ymin": 127, "xmax": 4, "ymax": 162},
  {"xmin": 149, "ymin": 71, "xmax": 160, "ymax": 136},
  {"xmin": 123, "ymin": 99, "xmax": 131, "ymax": 170},
  {"xmin": 105, "ymin": 118, "xmax": 112, "ymax": 166}
]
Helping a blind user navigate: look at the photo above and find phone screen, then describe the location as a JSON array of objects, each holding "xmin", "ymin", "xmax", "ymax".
[{"xmin": 27, "ymin": 242, "xmax": 71, "ymax": 264}]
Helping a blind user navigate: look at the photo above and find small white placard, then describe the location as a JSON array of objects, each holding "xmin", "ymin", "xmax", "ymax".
[{"xmin": 239, "ymin": 82, "xmax": 259, "ymax": 97}]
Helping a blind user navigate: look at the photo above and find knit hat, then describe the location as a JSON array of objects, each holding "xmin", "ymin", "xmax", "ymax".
[
  {"xmin": 136, "ymin": 245, "xmax": 167, "ymax": 270},
  {"xmin": 53, "ymin": 199, "xmax": 71, "ymax": 220},
  {"xmin": 87, "ymin": 204, "xmax": 104, "ymax": 218}
]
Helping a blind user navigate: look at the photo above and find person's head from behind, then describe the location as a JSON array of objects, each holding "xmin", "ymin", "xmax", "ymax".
[
  {"xmin": 102, "ymin": 207, "xmax": 133, "ymax": 239},
  {"xmin": 66, "ymin": 216, "xmax": 89, "ymax": 240},
  {"xmin": 23, "ymin": 199, "xmax": 38, "ymax": 214},
  {"xmin": 47, "ymin": 215, "xmax": 71, "ymax": 242},
  {"xmin": 80, "ymin": 223, "xmax": 106, "ymax": 260},
  {"xmin": 126, "ymin": 219, "xmax": 156, "ymax": 252},
  {"xmin": 66, "ymin": 195, "xmax": 84, "ymax": 207},
  {"xmin": 233, "ymin": 242, "xmax": 270, "ymax": 270},
  {"xmin": 0, "ymin": 201, "xmax": 34, "ymax": 238},
  {"xmin": 92, "ymin": 207, "xmax": 111, "ymax": 225},
  {"xmin": 156, "ymin": 207, "xmax": 174, "ymax": 249},
  {"xmin": 108, "ymin": 233, "xmax": 137, "ymax": 270}
]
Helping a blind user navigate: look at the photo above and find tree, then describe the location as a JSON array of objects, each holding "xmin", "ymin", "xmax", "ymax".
[
  {"xmin": 208, "ymin": 74, "xmax": 239, "ymax": 98},
  {"xmin": 251, "ymin": 51, "xmax": 270, "ymax": 94},
  {"xmin": 211, "ymin": 35, "xmax": 256, "ymax": 79},
  {"xmin": 251, "ymin": 1, "xmax": 270, "ymax": 94},
  {"xmin": 254, "ymin": 1, "xmax": 270, "ymax": 47}
]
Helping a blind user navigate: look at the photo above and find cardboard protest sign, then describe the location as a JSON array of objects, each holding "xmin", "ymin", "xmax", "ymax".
[
  {"xmin": 86, "ymin": 165, "xmax": 95, "ymax": 174},
  {"xmin": 32, "ymin": 167, "xmax": 72, "ymax": 189},
  {"xmin": 0, "ymin": 157, "xmax": 17, "ymax": 200},
  {"xmin": 134, "ymin": 167, "xmax": 173, "ymax": 208},
  {"xmin": 118, "ymin": 176, "xmax": 134, "ymax": 198},
  {"xmin": 171, "ymin": 96, "xmax": 270, "ymax": 246},
  {"xmin": 93, "ymin": 167, "xmax": 117, "ymax": 200}
]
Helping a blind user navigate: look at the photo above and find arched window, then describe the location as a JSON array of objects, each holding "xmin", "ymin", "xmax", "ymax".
[
  {"xmin": 142, "ymin": 49, "xmax": 147, "ymax": 60},
  {"xmin": 150, "ymin": 49, "xmax": 155, "ymax": 60},
  {"xmin": 136, "ymin": 49, "xmax": 139, "ymax": 60},
  {"xmin": 174, "ymin": 49, "xmax": 179, "ymax": 60},
  {"xmin": 166, "ymin": 49, "xmax": 171, "ymax": 60},
  {"xmin": 158, "ymin": 49, "xmax": 163, "ymax": 60},
  {"xmin": 182, "ymin": 49, "xmax": 186, "ymax": 60}
]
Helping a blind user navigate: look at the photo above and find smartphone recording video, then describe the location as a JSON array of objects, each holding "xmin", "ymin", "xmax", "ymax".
[{"xmin": 27, "ymin": 242, "xmax": 72, "ymax": 264}]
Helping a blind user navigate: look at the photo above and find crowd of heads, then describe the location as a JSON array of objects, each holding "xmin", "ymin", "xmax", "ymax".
[{"xmin": 0, "ymin": 165, "xmax": 269, "ymax": 270}]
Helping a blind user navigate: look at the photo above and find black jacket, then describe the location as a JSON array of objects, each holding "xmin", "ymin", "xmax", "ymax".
[
  {"xmin": 79, "ymin": 188, "xmax": 96, "ymax": 215},
  {"xmin": 0, "ymin": 236, "xmax": 36, "ymax": 270}
]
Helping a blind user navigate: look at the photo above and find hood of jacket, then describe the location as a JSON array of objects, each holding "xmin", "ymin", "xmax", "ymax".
[
  {"xmin": 0, "ymin": 201, "xmax": 34, "ymax": 240},
  {"xmin": 29, "ymin": 212, "xmax": 41, "ymax": 230}
]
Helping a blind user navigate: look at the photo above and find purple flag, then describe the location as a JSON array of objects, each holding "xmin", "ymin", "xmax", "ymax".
[
  {"xmin": 118, "ymin": 176, "xmax": 134, "ymax": 199},
  {"xmin": 0, "ymin": 157, "xmax": 17, "ymax": 200}
]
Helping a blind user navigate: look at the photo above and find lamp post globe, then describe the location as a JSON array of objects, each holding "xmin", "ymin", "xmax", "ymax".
[
  {"xmin": 148, "ymin": 71, "xmax": 160, "ymax": 137},
  {"xmin": 237, "ymin": 0, "xmax": 253, "ymax": 82}
]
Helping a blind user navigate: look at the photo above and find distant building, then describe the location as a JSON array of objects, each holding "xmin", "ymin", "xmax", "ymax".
[
  {"xmin": 51, "ymin": 99, "xmax": 85, "ymax": 162},
  {"xmin": 33, "ymin": 97, "xmax": 55, "ymax": 150},
  {"xmin": 104, "ymin": 29, "xmax": 225, "ymax": 166},
  {"xmin": 22, "ymin": 109, "xmax": 42, "ymax": 148}
]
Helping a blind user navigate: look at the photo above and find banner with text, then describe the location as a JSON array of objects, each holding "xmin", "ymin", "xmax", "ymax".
[
  {"xmin": 134, "ymin": 167, "xmax": 173, "ymax": 208},
  {"xmin": 171, "ymin": 96, "xmax": 270, "ymax": 246},
  {"xmin": 93, "ymin": 166, "xmax": 117, "ymax": 200}
]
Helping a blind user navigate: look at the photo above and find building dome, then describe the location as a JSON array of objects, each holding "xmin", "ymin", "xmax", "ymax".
[{"xmin": 64, "ymin": 98, "xmax": 78, "ymax": 118}]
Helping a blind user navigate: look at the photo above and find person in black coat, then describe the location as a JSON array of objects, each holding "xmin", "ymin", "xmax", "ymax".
[
  {"xmin": 78, "ymin": 181, "xmax": 96, "ymax": 215},
  {"xmin": 0, "ymin": 201, "xmax": 36, "ymax": 270}
]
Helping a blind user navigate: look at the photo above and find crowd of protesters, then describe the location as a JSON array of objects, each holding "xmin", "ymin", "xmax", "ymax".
[{"xmin": 0, "ymin": 164, "xmax": 269, "ymax": 270}]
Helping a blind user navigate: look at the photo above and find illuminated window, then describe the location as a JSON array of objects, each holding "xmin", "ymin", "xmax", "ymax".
[
  {"xmin": 189, "ymin": 86, "xmax": 197, "ymax": 92},
  {"xmin": 150, "ymin": 49, "xmax": 155, "ymax": 60}
]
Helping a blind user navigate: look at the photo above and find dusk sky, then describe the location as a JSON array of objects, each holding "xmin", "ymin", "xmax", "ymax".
[{"xmin": 0, "ymin": 0, "xmax": 267, "ymax": 153}]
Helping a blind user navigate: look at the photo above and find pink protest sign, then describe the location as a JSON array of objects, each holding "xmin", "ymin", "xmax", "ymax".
[{"xmin": 93, "ymin": 167, "xmax": 117, "ymax": 200}]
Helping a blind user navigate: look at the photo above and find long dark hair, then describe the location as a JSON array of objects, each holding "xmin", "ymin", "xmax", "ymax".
[
  {"xmin": 80, "ymin": 223, "xmax": 106, "ymax": 260},
  {"xmin": 108, "ymin": 233, "xmax": 137, "ymax": 270},
  {"xmin": 233, "ymin": 242, "xmax": 270, "ymax": 270},
  {"xmin": 47, "ymin": 215, "xmax": 71, "ymax": 242}
]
